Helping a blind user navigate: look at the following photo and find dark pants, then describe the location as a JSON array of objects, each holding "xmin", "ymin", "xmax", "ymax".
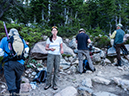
[
  {"xmin": 4, "ymin": 61, "xmax": 24, "ymax": 95},
  {"xmin": 115, "ymin": 43, "xmax": 127, "ymax": 61}
]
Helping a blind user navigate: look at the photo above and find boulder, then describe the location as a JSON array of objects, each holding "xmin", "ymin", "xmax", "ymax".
[
  {"xmin": 54, "ymin": 86, "xmax": 77, "ymax": 96},
  {"xmin": 30, "ymin": 41, "xmax": 48, "ymax": 60}
]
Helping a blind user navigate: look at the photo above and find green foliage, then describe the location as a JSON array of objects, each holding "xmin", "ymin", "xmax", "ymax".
[
  {"xmin": 62, "ymin": 54, "xmax": 72, "ymax": 58},
  {"xmin": 93, "ymin": 35, "xmax": 111, "ymax": 48},
  {"xmin": 30, "ymin": 59, "xmax": 37, "ymax": 64},
  {"xmin": 19, "ymin": 26, "xmax": 43, "ymax": 47},
  {"xmin": 125, "ymin": 39, "xmax": 129, "ymax": 44},
  {"xmin": 36, "ymin": 63, "xmax": 43, "ymax": 68},
  {"xmin": 58, "ymin": 26, "xmax": 79, "ymax": 38}
]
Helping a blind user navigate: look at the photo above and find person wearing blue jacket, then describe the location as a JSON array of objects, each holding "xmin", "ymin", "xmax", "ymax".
[{"xmin": 0, "ymin": 28, "xmax": 29, "ymax": 96}]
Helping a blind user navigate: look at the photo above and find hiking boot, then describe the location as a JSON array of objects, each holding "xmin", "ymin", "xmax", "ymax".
[
  {"xmin": 92, "ymin": 68, "xmax": 96, "ymax": 72},
  {"xmin": 44, "ymin": 85, "xmax": 51, "ymax": 90},
  {"xmin": 52, "ymin": 86, "xmax": 58, "ymax": 90},
  {"xmin": 115, "ymin": 60, "xmax": 121, "ymax": 66}
]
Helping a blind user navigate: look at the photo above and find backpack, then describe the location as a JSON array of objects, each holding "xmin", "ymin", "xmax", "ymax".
[
  {"xmin": 83, "ymin": 59, "xmax": 91, "ymax": 73},
  {"xmin": 33, "ymin": 70, "xmax": 47, "ymax": 83},
  {"xmin": 6, "ymin": 35, "xmax": 25, "ymax": 60}
]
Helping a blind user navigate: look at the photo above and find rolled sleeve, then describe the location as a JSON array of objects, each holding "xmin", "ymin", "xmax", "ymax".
[{"xmin": 110, "ymin": 31, "xmax": 116, "ymax": 39}]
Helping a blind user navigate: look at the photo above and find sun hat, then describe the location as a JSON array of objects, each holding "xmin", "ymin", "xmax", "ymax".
[
  {"xmin": 116, "ymin": 24, "xmax": 123, "ymax": 28},
  {"xmin": 8, "ymin": 28, "xmax": 19, "ymax": 36},
  {"xmin": 79, "ymin": 28, "xmax": 85, "ymax": 32}
]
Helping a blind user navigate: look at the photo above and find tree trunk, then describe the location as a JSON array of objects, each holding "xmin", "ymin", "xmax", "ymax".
[
  {"xmin": 48, "ymin": 0, "xmax": 51, "ymax": 22},
  {"xmin": 34, "ymin": 14, "xmax": 36, "ymax": 23}
]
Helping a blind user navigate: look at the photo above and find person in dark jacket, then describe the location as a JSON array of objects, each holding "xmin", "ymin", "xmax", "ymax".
[
  {"xmin": 76, "ymin": 28, "xmax": 95, "ymax": 74},
  {"xmin": 109, "ymin": 24, "xmax": 128, "ymax": 66}
]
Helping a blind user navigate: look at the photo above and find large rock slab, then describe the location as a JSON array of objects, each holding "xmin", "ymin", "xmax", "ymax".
[
  {"xmin": 112, "ymin": 77, "xmax": 129, "ymax": 91},
  {"xmin": 30, "ymin": 41, "xmax": 48, "ymax": 60},
  {"xmin": 107, "ymin": 44, "xmax": 129, "ymax": 56},
  {"xmin": 54, "ymin": 86, "xmax": 77, "ymax": 96},
  {"xmin": 93, "ymin": 91, "xmax": 118, "ymax": 96},
  {"xmin": 63, "ymin": 43, "xmax": 76, "ymax": 57},
  {"xmin": 92, "ymin": 76, "xmax": 111, "ymax": 85}
]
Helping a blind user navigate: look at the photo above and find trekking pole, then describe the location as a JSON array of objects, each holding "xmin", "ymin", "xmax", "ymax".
[{"xmin": 3, "ymin": 22, "xmax": 12, "ymax": 50}]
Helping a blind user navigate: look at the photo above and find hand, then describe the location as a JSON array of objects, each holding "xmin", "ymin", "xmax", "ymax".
[
  {"xmin": 109, "ymin": 33, "xmax": 111, "ymax": 36},
  {"xmin": 60, "ymin": 49, "xmax": 64, "ymax": 54},
  {"xmin": 50, "ymin": 48, "xmax": 56, "ymax": 51}
]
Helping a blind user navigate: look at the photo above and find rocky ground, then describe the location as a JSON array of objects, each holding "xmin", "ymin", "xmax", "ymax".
[
  {"xmin": 1, "ymin": 64, "xmax": 129, "ymax": 96},
  {"xmin": 1, "ymin": 38, "xmax": 129, "ymax": 96}
]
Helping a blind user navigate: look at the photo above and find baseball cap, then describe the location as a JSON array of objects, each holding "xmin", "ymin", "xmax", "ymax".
[
  {"xmin": 116, "ymin": 24, "xmax": 123, "ymax": 27},
  {"xmin": 8, "ymin": 28, "xmax": 19, "ymax": 36}
]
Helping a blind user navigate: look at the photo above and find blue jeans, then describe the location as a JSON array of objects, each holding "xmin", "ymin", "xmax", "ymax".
[{"xmin": 4, "ymin": 61, "xmax": 24, "ymax": 92}]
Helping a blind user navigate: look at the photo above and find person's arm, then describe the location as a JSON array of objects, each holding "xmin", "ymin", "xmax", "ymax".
[
  {"xmin": 0, "ymin": 48, "xmax": 4, "ymax": 56},
  {"xmin": 0, "ymin": 38, "xmax": 5, "ymax": 56},
  {"xmin": 45, "ymin": 44, "xmax": 51, "ymax": 51},
  {"xmin": 60, "ymin": 43, "xmax": 63, "ymax": 54},
  {"xmin": 45, "ymin": 44, "xmax": 55, "ymax": 51},
  {"xmin": 109, "ymin": 31, "xmax": 116, "ymax": 39},
  {"xmin": 76, "ymin": 40, "xmax": 78, "ymax": 44},
  {"xmin": 22, "ymin": 39, "xmax": 29, "ymax": 53},
  {"xmin": 88, "ymin": 39, "xmax": 91, "ymax": 43}
]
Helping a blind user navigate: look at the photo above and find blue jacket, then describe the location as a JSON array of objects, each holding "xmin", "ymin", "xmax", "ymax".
[{"xmin": 0, "ymin": 37, "xmax": 29, "ymax": 65}]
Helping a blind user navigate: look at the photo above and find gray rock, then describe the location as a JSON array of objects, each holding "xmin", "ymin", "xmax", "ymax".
[
  {"xmin": 54, "ymin": 86, "xmax": 77, "ymax": 96},
  {"xmin": 92, "ymin": 76, "xmax": 111, "ymax": 85},
  {"xmin": 93, "ymin": 91, "xmax": 118, "ymax": 96},
  {"xmin": 78, "ymin": 86, "xmax": 93, "ymax": 94}
]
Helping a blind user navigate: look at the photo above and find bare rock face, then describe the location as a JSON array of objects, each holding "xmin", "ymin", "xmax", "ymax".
[
  {"xmin": 63, "ymin": 43, "xmax": 76, "ymax": 57},
  {"xmin": 30, "ymin": 41, "xmax": 48, "ymax": 60}
]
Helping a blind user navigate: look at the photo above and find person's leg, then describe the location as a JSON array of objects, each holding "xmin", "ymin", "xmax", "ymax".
[
  {"xmin": 116, "ymin": 44, "xmax": 121, "ymax": 66},
  {"xmin": 14, "ymin": 61, "xmax": 24, "ymax": 95},
  {"xmin": 4, "ymin": 61, "xmax": 17, "ymax": 95},
  {"xmin": 83, "ymin": 50, "xmax": 95, "ymax": 71},
  {"xmin": 78, "ymin": 50, "xmax": 83, "ymax": 73},
  {"xmin": 53, "ymin": 55, "xmax": 60, "ymax": 90},
  {"xmin": 121, "ymin": 43, "xmax": 128, "ymax": 55},
  {"xmin": 44, "ymin": 54, "xmax": 54, "ymax": 90}
]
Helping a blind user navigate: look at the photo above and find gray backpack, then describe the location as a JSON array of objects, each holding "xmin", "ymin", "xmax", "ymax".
[{"xmin": 7, "ymin": 34, "xmax": 25, "ymax": 60}]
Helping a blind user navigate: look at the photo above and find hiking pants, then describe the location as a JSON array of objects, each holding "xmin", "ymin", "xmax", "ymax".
[
  {"xmin": 116, "ymin": 43, "xmax": 126, "ymax": 61},
  {"xmin": 4, "ymin": 61, "xmax": 24, "ymax": 92},
  {"xmin": 78, "ymin": 50, "xmax": 94, "ymax": 73},
  {"xmin": 46, "ymin": 54, "xmax": 60, "ymax": 87}
]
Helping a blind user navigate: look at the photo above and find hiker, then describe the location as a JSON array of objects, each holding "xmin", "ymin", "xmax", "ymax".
[
  {"xmin": 76, "ymin": 28, "xmax": 96, "ymax": 74},
  {"xmin": 44, "ymin": 26, "xmax": 63, "ymax": 90},
  {"xmin": 0, "ymin": 28, "xmax": 29, "ymax": 96},
  {"xmin": 109, "ymin": 24, "xmax": 128, "ymax": 66}
]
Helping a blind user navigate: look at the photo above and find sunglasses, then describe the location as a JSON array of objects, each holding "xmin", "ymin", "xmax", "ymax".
[{"xmin": 52, "ymin": 26, "xmax": 57, "ymax": 29}]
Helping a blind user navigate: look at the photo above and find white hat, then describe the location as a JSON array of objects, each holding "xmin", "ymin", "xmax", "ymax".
[
  {"xmin": 8, "ymin": 28, "xmax": 19, "ymax": 36},
  {"xmin": 79, "ymin": 28, "xmax": 85, "ymax": 32},
  {"xmin": 116, "ymin": 24, "xmax": 123, "ymax": 27}
]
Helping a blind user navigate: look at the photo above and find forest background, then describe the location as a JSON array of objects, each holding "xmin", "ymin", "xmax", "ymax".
[{"xmin": 0, "ymin": 0, "xmax": 129, "ymax": 48}]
